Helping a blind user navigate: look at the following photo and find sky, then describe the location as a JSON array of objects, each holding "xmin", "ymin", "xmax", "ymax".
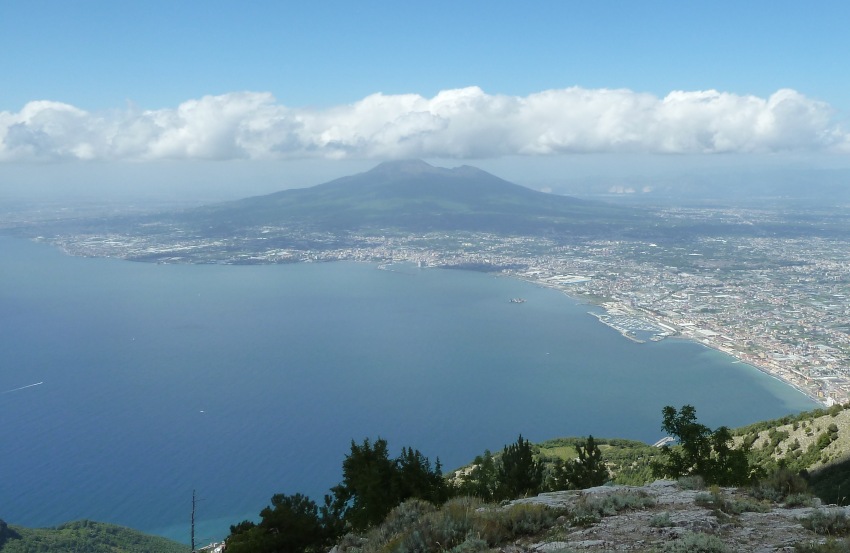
[{"xmin": 2, "ymin": 0, "xmax": 849, "ymax": 200}]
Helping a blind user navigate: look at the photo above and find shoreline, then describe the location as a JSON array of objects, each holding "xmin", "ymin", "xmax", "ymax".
[{"xmin": 507, "ymin": 271, "xmax": 828, "ymax": 408}]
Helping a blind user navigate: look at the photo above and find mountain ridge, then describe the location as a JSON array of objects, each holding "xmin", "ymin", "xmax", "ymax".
[{"xmin": 179, "ymin": 159, "xmax": 642, "ymax": 235}]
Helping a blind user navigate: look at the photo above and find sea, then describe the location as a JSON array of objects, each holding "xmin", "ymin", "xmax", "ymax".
[{"xmin": 0, "ymin": 236, "xmax": 818, "ymax": 544}]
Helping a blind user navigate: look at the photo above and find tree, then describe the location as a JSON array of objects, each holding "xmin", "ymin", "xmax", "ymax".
[
  {"xmin": 651, "ymin": 405, "xmax": 750, "ymax": 486},
  {"xmin": 226, "ymin": 493, "xmax": 333, "ymax": 553},
  {"xmin": 497, "ymin": 434, "xmax": 543, "ymax": 499},
  {"xmin": 394, "ymin": 446, "xmax": 449, "ymax": 505},
  {"xmin": 456, "ymin": 450, "xmax": 499, "ymax": 501},
  {"xmin": 552, "ymin": 435, "xmax": 609, "ymax": 490},
  {"xmin": 330, "ymin": 438, "xmax": 398, "ymax": 531},
  {"xmin": 329, "ymin": 437, "xmax": 448, "ymax": 531}
]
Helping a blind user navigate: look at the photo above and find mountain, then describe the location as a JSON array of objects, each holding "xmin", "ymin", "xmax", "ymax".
[{"xmin": 179, "ymin": 160, "xmax": 644, "ymax": 236}]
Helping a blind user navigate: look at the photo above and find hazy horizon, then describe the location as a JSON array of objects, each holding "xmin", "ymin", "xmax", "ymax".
[{"xmin": 2, "ymin": 2, "xmax": 849, "ymax": 206}]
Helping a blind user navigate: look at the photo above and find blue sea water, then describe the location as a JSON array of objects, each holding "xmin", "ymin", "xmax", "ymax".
[{"xmin": 0, "ymin": 237, "xmax": 818, "ymax": 543}]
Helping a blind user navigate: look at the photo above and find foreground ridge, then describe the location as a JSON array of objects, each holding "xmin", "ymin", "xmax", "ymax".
[
  {"xmin": 336, "ymin": 480, "xmax": 847, "ymax": 553},
  {"xmin": 512, "ymin": 481, "xmax": 829, "ymax": 552}
]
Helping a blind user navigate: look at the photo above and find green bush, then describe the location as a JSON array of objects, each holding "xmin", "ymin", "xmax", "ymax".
[
  {"xmin": 677, "ymin": 475, "xmax": 706, "ymax": 490},
  {"xmin": 476, "ymin": 503, "xmax": 558, "ymax": 544},
  {"xmin": 446, "ymin": 536, "xmax": 489, "ymax": 553},
  {"xmin": 661, "ymin": 531, "xmax": 729, "ymax": 553},
  {"xmin": 362, "ymin": 498, "xmax": 438, "ymax": 548},
  {"xmin": 786, "ymin": 493, "xmax": 819, "ymax": 508},
  {"xmin": 342, "ymin": 497, "xmax": 560, "ymax": 553},
  {"xmin": 801, "ymin": 509, "xmax": 850, "ymax": 536},
  {"xmin": 752, "ymin": 468, "xmax": 810, "ymax": 502},
  {"xmin": 794, "ymin": 538, "xmax": 850, "ymax": 552},
  {"xmin": 694, "ymin": 487, "xmax": 770, "ymax": 515},
  {"xmin": 569, "ymin": 490, "xmax": 655, "ymax": 527},
  {"xmin": 649, "ymin": 512, "xmax": 674, "ymax": 527}
]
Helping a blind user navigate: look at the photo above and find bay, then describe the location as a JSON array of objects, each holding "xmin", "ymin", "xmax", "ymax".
[{"xmin": 0, "ymin": 236, "xmax": 818, "ymax": 543}]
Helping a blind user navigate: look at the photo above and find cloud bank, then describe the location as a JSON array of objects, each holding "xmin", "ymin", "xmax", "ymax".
[{"xmin": 1, "ymin": 87, "xmax": 847, "ymax": 162}]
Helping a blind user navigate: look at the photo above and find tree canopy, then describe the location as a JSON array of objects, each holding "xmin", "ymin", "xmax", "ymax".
[
  {"xmin": 651, "ymin": 405, "xmax": 750, "ymax": 486},
  {"xmin": 551, "ymin": 435, "xmax": 609, "ymax": 490}
]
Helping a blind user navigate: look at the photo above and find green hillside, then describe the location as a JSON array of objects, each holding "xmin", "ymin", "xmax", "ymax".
[{"xmin": 0, "ymin": 519, "xmax": 189, "ymax": 553}]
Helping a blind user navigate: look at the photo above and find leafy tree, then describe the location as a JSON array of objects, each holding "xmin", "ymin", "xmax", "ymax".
[
  {"xmin": 330, "ymin": 438, "xmax": 398, "ymax": 531},
  {"xmin": 551, "ymin": 435, "xmax": 609, "ymax": 489},
  {"xmin": 651, "ymin": 405, "xmax": 750, "ymax": 486},
  {"xmin": 226, "ymin": 493, "xmax": 334, "ymax": 553},
  {"xmin": 456, "ymin": 450, "xmax": 499, "ymax": 501},
  {"xmin": 497, "ymin": 434, "xmax": 543, "ymax": 499},
  {"xmin": 329, "ymin": 437, "xmax": 448, "ymax": 531}
]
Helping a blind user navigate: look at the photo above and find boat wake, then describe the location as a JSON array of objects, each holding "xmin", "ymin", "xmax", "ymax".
[{"xmin": 2, "ymin": 381, "xmax": 43, "ymax": 394}]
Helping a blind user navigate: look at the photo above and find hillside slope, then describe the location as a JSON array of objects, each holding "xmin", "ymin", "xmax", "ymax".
[
  {"xmin": 339, "ymin": 481, "xmax": 846, "ymax": 553},
  {"xmin": 0, "ymin": 519, "xmax": 189, "ymax": 553},
  {"xmin": 178, "ymin": 159, "xmax": 643, "ymax": 235}
]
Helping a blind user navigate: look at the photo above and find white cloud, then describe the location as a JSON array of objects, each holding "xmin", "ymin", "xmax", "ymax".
[{"xmin": 1, "ymin": 87, "xmax": 847, "ymax": 162}]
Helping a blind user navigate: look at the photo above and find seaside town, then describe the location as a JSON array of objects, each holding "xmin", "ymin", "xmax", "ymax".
[{"xmin": 32, "ymin": 204, "xmax": 850, "ymax": 408}]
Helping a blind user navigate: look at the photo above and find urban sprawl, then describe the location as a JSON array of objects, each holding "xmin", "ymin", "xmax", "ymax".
[{"xmin": 39, "ymin": 206, "xmax": 850, "ymax": 407}]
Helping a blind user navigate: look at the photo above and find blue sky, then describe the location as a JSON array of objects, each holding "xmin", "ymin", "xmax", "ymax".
[
  {"xmin": 1, "ymin": 1, "xmax": 849, "ymax": 197},
  {"xmin": 3, "ymin": 1, "xmax": 848, "ymax": 111}
]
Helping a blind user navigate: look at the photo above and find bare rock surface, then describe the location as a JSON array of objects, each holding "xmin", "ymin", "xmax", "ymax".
[{"xmin": 508, "ymin": 480, "xmax": 847, "ymax": 552}]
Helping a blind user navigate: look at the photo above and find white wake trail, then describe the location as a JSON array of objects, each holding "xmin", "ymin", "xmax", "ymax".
[{"xmin": 1, "ymin": 381, "xmax": 43, "ymax": 394}]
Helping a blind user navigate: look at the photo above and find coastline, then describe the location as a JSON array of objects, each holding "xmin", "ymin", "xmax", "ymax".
[{"xmin": 507, "ymin": 271, "xmax": 828, "ymax": 408}]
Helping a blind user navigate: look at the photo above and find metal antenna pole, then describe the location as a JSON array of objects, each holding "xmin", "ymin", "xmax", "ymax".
[{"xmin": 191, "ymin": 489, "xmax": 196, "ymax": 553}]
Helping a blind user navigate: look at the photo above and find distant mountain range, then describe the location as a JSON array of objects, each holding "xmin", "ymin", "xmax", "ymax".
[
  {"xmin": 12, "ymin": 160, "xmax": 848, "ymax": 246},
  {"xmin": 177, "ymin": 160, "xmax": 645, "ymax": 236}
]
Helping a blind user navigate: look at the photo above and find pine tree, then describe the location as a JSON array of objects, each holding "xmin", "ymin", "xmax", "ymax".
[
  {"xmin": 497, "ymin": 434, "xmax": 543, "ymax": 499},
  {"xmin": 568, "ymin": 435, "xmax": 609, "ymax": 488}
]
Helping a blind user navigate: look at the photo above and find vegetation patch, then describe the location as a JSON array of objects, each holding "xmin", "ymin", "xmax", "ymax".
[
  {"xmin": 800, "ymin": 509, "xmax": 850, "ymax": 536},
  {"xmin": 649, "ymin": 512, "xmax": 675, "ymax": 528},
  {"xmin": 338, "ymin": 497, "xmax": 561, "ymax": 553},
  {"xmin": 569, "ymin": 490, "xmax": 655, "ymax": 527},
  {"xmin": 694, "ymin": 487, "xmax": 770, "ymax": 516},
  {"xmin": 0, "ymin": 519, "xmax": 188, "ymax": 553},
  {"xmin": 794, "ymin": 538, "xmax": 850, "ymax": 553},
  {"xmin": 660, "ymin": 531, "xmax": 729, "ymax": 553},
  {"xmin": 751, "ymin": 467, "xmax": 811, "ymax": 503}
]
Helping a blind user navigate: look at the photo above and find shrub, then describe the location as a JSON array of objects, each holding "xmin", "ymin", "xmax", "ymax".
[
  {"xmin": 345, "ymin": 497, "xmax": 560, "ymax": 553},
  {"xmin": 364, "ymin": 498, "xmax": 438, "ymax": 546},
  {"xmin": 477, "ymin": 503, "xmax": 558, "ymax": 543},
  {"xmin": 599, "ymin": 490, "xmax": 656, "ymax": 512},
  {"xmin": 694, "ymin": 487, "xmax": 770, "ymax": 515},
  {"xmin": 649, "ymin": 512, "xmax": 674, "ymax": 527},
  {"xmin": 752, "ymin": 468, "xmax": 809, "ymax": 502},
  {"xmin": 447, "ymin": 536, "xmax": 489, "ymax": 553},
  {"xmin": 569, "ymin": 490, "xmax": 655, "ymax": 527},
  {"xmin": 795, "ymin": 538, "xmax": 850, "ymax": 552},
  {"xmin": 677, "ymin": 475, "xmax": 706, "ymax": 490},
  {"xmin": 661, "ymin": 531, "xmax": 729, "ymax": 553},
  {"xmin": 786, "ymin": 493, "xmax": 819, "ymax": 508},
  {"xmin": 801, "ymin": 509, "xmax": 850, "ymax": 536}
]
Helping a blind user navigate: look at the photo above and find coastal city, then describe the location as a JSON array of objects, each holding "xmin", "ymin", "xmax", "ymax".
[{"xmin": 32, "ymin": 204, "xmax": 850, "ymax": 408}]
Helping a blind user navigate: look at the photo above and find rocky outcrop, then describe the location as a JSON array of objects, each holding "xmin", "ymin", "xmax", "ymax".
[{"xmin": 509, "ymin": 481, "xmax": 846, "ymax": 552}]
